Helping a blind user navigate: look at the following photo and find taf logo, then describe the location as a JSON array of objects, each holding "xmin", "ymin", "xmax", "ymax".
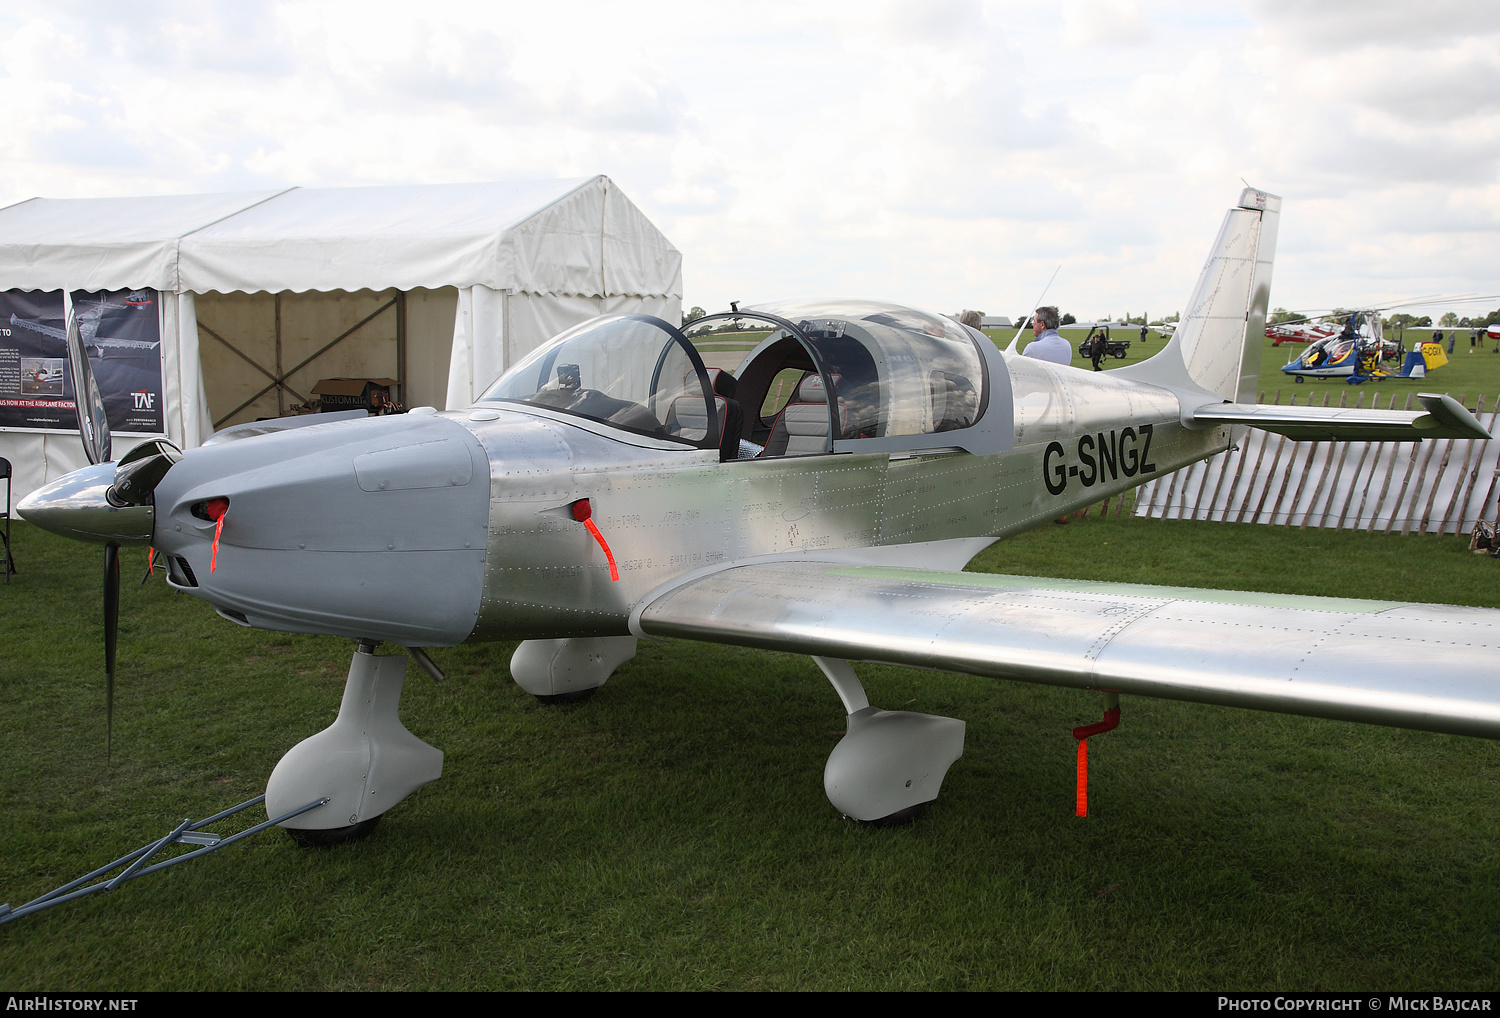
[
  {"xmin": 132, "ymin": 390, "xmax": 155, "ymax": 410},
  {"xmin": 1043, "ymin": 425, "xmax": 1156, "ymax": 496}
]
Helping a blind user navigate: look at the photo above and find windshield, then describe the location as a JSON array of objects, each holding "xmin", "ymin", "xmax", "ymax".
[
  {"xmin": 481, "ymin": 315, "xmax": 716, "ymax": 447},
  {"xmin": 748, "ymin": 299, "xmax": 986, "ymax": 438}
]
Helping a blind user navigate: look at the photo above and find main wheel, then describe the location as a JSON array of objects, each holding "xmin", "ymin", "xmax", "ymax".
[
  {"xmin": 285, "ymin": 816, "xmax": 381, "ymax": 848},
  {"xmin": 534, "ymin": 688, "xmax": 597, "ymax": 704},
  {"xmin": 855, "ymin": 803, "xmax": 926, "ymax": 828},
  {"xmin": 1113, "ymin": 349, "xmax": 1127, "ymax": 359}
]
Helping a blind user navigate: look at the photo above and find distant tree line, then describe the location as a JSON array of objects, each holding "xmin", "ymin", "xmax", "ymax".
[
  {"xmin": 680, "ymin": 306, "xmax": 765, "ymax": 334},
  {"xmin": 1267, "ymin": 307, "xmax": 1500, "ymax": 330},
  {"xmin": 1387, "ymin": 309, "xmax": 1500, "ymax": 330}
]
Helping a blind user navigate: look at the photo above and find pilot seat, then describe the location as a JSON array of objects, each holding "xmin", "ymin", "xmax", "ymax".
[
  {"xmin": 664, "ymin": 368, "xmax": 746, "ymax": 461},
  {"xmin": 761, "ymin": 373, "xmax": 847, "ymax": 457}
]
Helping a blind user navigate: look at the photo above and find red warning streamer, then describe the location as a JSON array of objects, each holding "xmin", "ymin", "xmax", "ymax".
[
  {"xmin": 203, "ymin": 497, "xmax": 229, "ymax": 574},
  {"xmin": 1076, "ymin": 739, "xmax": 1089, "ymax": 817},
  {"xmin": 571, "ymin": 499, "xmax": 619, "ymax": 581},
  {"xmin": 1071, "ymin": 706, "xmax": 1120, "ymax": 817}
]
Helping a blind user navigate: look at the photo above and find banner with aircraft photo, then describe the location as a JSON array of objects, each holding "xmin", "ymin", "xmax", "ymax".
[{"xmin": 0, "ymin": 288, "xmax": 165, "ymax": 434}]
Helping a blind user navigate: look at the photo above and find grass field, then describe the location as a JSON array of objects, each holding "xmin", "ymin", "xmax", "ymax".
[{"xmin": 2, "ymin": 514, "xmax": 1497, "ymax": 991}]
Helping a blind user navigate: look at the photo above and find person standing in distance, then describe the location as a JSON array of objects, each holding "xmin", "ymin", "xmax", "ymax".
[{"xmin": 1023, "ymin": 306, "xmax": 1071, "ymax": 364}]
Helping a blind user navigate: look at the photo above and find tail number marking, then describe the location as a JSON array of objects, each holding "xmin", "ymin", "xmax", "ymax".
[{"xmin": 1043, "ymin": 425, "xmax": 1155, "ymax": 496}]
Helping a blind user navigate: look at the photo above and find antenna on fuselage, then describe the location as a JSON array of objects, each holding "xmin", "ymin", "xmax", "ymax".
[{"xmin": 1005, "ymin": 264, "xmax": 1062, "ymax": 353}]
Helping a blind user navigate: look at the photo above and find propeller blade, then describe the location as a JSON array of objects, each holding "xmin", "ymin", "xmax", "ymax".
[
  {"xmin": 104, "ymin": 542, "xmax": 119, "ymax": 761},
  {"xmin": 64, "ymin": 292, "xmax": 111, "ymax": 466},
  {"xmin": 111, "ymin": 439, "xmax": 182, "ymax": 506}
]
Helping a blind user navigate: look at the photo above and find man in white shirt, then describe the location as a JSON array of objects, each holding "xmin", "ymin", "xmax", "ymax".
[{"xmin": 1022, "ymin": 306, "xmax": 1072, "ymax": 364}]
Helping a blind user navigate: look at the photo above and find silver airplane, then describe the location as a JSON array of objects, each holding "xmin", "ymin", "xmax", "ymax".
[{"xmin": 18, "ymin": 188, "xmax": 1500, "ymax": 845}]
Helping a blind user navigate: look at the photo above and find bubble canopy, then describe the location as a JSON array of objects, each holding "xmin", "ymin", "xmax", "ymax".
[
  {"xmin": 481, "ymin": 314, "xmax": 718, "ymax": 448},
  {"xmin": 738, "ymin": 299, "xmax": 989, "ymax": 440},
  {"xmin": 483, "ymin": 302, "xmax": 991, "ymax": 454}
]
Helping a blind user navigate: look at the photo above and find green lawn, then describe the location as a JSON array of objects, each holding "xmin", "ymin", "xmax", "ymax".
[{"xmin": 1, "ymin": 516, "xmax": 1497, "ymax": 991}]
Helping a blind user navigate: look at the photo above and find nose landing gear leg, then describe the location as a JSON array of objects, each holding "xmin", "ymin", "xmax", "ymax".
[{"xmin": 266, "ymin": 641, "xmax": 443, "ymax": 847}]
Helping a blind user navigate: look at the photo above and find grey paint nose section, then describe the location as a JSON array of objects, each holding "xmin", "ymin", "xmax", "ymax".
[
  {"xmin": 151, "ymin": 413, "xmax": 491, "ymax": 646},
  {"xmin": 17, "ymin": 462, "xmax": 154, "ymax": 545}
]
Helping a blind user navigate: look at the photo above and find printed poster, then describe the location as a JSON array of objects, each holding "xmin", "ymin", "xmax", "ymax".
[{"xmin": 0, "ymin": 288, "xmax": 165, "ymax": 434}]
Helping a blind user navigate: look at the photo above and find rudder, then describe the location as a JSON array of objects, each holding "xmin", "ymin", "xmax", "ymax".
[{"xmin": 1118, "ymin": 188, "xmax": 1280, "ymax": 403}]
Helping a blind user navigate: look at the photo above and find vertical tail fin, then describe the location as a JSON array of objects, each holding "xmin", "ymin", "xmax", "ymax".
[{"xmin": 1117, "ymin": 188, "xmax": 1280, "ymax": 403}]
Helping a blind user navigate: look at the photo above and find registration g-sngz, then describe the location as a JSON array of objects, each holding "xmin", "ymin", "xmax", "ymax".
[{"xmin": 1043, "ymin": 424, "xmax": 1156, "ymax": 496}]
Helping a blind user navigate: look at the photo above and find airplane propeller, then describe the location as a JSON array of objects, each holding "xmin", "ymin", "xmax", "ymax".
[
  {"xmin": 65, "ymin": 293, "xmax": 110, "ymax": 469},
  {"xmin": 110, "ymin": 438, "xmax": 182, "ymax": 507},
  {"xmin": 62, "ymin": 292, "xmax": 182, "ymax": 759}
]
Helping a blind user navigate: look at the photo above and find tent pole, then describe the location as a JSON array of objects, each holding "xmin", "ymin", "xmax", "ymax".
[
  {"xmin": 274, "ymin": 293, "xmax": 284, "ymax": 417},
  {"xmin": 396, "ymin": 290, "xmax": 407, "ymax": 409}
]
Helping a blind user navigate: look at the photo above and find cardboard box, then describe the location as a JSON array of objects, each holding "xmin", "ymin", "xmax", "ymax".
[{"xmin": 311, "ymin": 378, "xmax": 400, "ymax": 414}]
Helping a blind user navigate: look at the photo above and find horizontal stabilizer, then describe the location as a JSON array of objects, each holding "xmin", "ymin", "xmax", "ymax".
[
  {"xmin": 636, "ymin": 563, "xmax": 1500, "ymax": 740},
  {"xmin": 1188, "ymin": 392, "xmax": 1491, "ymax": 442}
]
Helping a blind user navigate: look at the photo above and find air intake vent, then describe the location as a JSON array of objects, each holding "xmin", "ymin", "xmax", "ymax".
[{"xmin": 169, "ymin": 556, "xmax": 198, "ymax": 588}]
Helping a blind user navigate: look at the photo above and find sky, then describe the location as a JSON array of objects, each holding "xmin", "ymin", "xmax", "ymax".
[{"xmin": 2, "ymin": 0, "xmax": 1498, "ymax": 323}]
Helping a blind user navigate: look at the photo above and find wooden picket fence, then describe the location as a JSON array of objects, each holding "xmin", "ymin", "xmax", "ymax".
[{"xmin": 1088, "ymin": 390, "xmax": 1500, "ymax": 535}]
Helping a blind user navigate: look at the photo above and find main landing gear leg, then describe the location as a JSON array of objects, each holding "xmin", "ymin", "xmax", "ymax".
[
  {"xmin": 510, "ymin": 637, "xmax": 638, "ymax": 703},
  {"xmin": 266, "ymin": 641, "xmax": 444, "ymax": 847},
  {"xmin": 813, "ymin": 657, "xmax": 966, "ymax": 826}
]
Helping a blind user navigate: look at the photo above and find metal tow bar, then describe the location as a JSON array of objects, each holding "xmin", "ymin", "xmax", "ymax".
[{"xmin": 0, "ymin": 794, "xmax": 328, "ymax": 926}]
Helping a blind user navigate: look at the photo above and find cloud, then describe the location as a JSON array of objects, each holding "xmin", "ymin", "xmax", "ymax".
[
  {"xmin": 1251, "ymin": 0, "xmax": 1500, "ymax": 50},
  {"xmin": 0, "ymin": 0, "xmax": 1496, "ymax": 321},
  {"xmin": 1062, "ymin": 0, "xmax": 1152, "ymax": 48}
]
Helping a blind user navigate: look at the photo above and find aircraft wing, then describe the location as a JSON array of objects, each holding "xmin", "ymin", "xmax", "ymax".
[
  {"xmin": 1188, "ymin": 392, "xmax": 1491, "ymax": 441},
  {"xmin": 9, "ymin": 315, "xmax": 65, "ymax": 342},
  {"xmin": 634, "ymin": 563, "xmax": 1500, "ymax": 739}
]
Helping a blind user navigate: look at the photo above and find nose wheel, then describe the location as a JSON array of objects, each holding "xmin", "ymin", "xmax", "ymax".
[{"xmin": 285, "ymin": 817, "xmax": 382, "ymax": 848}]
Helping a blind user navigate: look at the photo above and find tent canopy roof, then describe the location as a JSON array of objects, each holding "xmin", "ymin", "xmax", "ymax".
[{"xmin": 0, "ymin": 176, "xmax": 680, "ymax": 298}]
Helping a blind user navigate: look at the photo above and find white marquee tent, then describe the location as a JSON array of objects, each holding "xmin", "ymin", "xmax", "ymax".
[{"xmin": 0, "ymin": 176, "xmax": 682, "ymax": 499}]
